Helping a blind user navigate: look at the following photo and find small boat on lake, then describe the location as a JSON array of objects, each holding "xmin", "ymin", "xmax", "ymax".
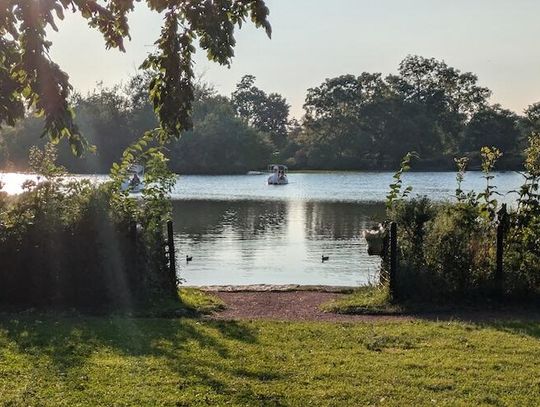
[
  {"xmin": 121, "ymin": 164, "xmax": 144, "ymax": 193},
  {"xmin": 267, "ymin": 164, "xmax": 288, "ymax": 185}
]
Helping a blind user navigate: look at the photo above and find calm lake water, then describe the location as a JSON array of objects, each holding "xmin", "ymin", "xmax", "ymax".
[{"xmin": 0, "ymin": 171, "xmax": 525, "ymax": 286}]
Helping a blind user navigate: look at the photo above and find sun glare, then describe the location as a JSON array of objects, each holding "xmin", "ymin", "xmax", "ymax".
[{"xmin": 0, "ymin": 173, "xmax": 39, "ymax": 195}]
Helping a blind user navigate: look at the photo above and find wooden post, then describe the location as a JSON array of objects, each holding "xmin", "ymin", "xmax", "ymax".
[
  {"xmin": 389, "ymin": 222, "xmax": 398, "ymax": 299},
  {"xmin": 167, "ymin": 220, "xmax": 177, "ymax": 288},
  {"xmin": 495, "ymin": 204, "xmax": 507, "ymax": 297}
]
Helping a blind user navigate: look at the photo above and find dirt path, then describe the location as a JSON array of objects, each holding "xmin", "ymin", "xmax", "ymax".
[
  {"xmin": 208, "ymin": 290, "xmax": 540, "ymax": 323},
  {"xmin": 209, "ymin": 291, "xmax": 408, "ymax": 322}
]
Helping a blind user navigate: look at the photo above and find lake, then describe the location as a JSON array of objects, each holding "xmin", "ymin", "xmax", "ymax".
[{"xmin": 0, "ymin": 171, "xmax": 525, "ymax": 286}]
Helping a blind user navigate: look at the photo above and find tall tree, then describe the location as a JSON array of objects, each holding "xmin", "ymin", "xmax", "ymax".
[
  {"xmin": 0, "ymin": 83, "xmax": 148, "ymax": 173},
  {"xmin": 0, "ymin": 0, "xmax": 271, "ymax": 154},
  {"xmin": 294, "ymin": 56, "xmax": 520, "ymax": 170},
  {"xmin": 389, "ymin": 55, "xmax": 492, "ymax": 155},
  {"xmin": 523, "ymin": 102, "xmax": 540, "ymax": 134},
  {"xmin": 0, "ymin": 79, "xmax": 275, "ymax": 174},
  {"xmin": 170, "ymin": 92, "xmax": 272, "ymax": 174},
  {"xmin": 462, "ymin": 105, "xmax": 521, "ymax": 153},
  {"xmin": 231, "ymin": 75, "xmax": 290, "ymax": 148},
  {"xmin": 393, "ymin": 55, "xmax": 491, "ymax": 117},
  {"xmin": 302, "ymin": 73, "xmax": 397, "ymax": 167}
]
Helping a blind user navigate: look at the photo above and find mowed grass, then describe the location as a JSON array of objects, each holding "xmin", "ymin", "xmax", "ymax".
[
  {"xmin": 177, "ymin": 288, "xmax": 226, "ymax": 315},
  {"xmin": 0, "ymin": 312, "xmax": 539, "ymax": 406},
  {"xmin": 321, "ymin": 286, "xmax": 402, "ymax": 315}
]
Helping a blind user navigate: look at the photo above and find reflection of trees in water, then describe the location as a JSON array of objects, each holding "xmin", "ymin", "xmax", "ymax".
[
  {"xmin": 171, "ymin": 201, "xmax": 228, "ymax": 243},
  {"xmin": 304, "ymin": 202, "xmax": 385, "ymax": 240},
  {"xmin": 172, "ymin": 200, "xmax": 287, "ymax": 243},
  {"xmin": 232, "ymin": 201, "xmax": 288, "ymax": 240},
  {"xmin": 173, "ymin": 200, "xmax": 386, "ymax": 244}
]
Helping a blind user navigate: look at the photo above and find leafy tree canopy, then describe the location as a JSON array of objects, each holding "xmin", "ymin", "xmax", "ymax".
[
  {"xmin": 391, "ymin": 55, "xmax": 491, "ymax": 117},
  {"xmin": 462, "ymin": 105, "xmax": 521, "ymax": 153},
  {"xmin": 524, "ymin": 102, "xmax": 540, "ymax": 133},
  {"xmin": 297, "ymin": 56, "xmax": 504, "ymax": 169},
  {"xmin": 0, "ymin": 78, "xmax": 273, "ymax": 174},
  {"xmin": 0, "ymin": 0, "xmax": 271, "ymax": 155},
  {"xmin": 231, "ymin": 74, "xmax": 290, "ymax": 148},
  {"xmin": 171, "ymin": 90, "xmax": 273, "ymax": 173},
  {"xmin": 304, "ymin": 73, "xmax": 391, "ymax": 120}
]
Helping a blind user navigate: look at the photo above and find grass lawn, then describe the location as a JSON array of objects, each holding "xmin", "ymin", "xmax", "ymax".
[
  {"xmin": 0, "ymin": 293, "xmax": 539, "ymax": 406},
  {"xmin": 320, "ymin": 286, "xmax": 402, "ymax": 315}
]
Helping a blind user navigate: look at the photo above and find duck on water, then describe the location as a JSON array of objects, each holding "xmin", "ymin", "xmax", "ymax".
[{"xmin": 267, "ymin": 164, "xmax": 289, "ymax": 185}]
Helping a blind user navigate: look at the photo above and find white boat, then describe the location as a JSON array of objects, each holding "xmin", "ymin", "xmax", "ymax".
[
  {"xmin": 121, "ymin": 164, "xmax": 145, "ymax": 193},
  {"xmin": 267, "ymin": 164, "xmax": 288, "ymax": 185},
  {"xmin": 362, "ymin": 224, "xmax": 386, "ymax": 256}
]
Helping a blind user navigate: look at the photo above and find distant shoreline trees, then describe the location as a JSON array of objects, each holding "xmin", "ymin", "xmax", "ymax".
[
  {"xmin": 0, "ymin": 55, "xmax": 535, "ymax": 174},
  {"xmin": 295, "ymin": 56, "xmax": 525, "ymax": 171}
]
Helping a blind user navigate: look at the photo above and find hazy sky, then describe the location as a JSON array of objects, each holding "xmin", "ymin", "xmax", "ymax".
[{"xmin": 49, "ymin": 0, "xmax": 540, "ymax": 118}]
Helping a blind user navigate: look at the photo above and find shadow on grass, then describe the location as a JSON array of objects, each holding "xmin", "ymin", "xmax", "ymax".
[
  {"xmin": 480, "ymin": 320, "xmax": 540, "ymax": 339},
  {"xmin": 0, "ymin": 313, "xmax": 272, "ymax": 399},
  {"xmin": 406, "ymin": 308, "xmax": 540, "ymax": 340},
  {"xmin": 323, "ymin": 286, "xmax": 540, "ymax": 339}
]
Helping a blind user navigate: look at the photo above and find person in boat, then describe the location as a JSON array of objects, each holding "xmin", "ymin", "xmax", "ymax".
[
  {"xmin": 129, "ymin": 173, "xmax": 141, "ymax": 188},
  {"xmin": 273, "ymin": 166, "xmax": 279, "ymax": 183}
]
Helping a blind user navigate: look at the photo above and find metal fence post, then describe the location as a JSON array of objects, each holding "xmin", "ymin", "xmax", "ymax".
[
  {"xmin": 495, "ymin": 204, "xmax": 507, "ymax": 297},
  {"xmin": 167, "ymin": 220, "xmax": 177, "ymax": 290},
  {"xmin": 380, "ymin": 230, "xmax": 390, "ymax": 285},
  {"xmin": 129, "ymin": 221, "xmax": 138, "ymax": 277},
  {"xmin": 129, "ymin": 221, "xmax": 137, "ymax": 243},
  {"xmin": 389, "ymin": 222, "xmax": 398, "ymax": 299}
]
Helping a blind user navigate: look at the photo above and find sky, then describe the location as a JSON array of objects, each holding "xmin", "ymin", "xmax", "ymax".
[{"xmin": 49, "ymin": 0, "xmax": 540, "ymax": 118}]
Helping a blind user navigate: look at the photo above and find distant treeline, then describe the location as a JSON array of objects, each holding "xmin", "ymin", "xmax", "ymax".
[{"xmin": 1, "ymin": 55, "xmax": 539, "ymax": 174}]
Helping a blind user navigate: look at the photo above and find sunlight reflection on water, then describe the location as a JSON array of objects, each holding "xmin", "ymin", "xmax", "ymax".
[{"xmin": 173, "ymin": 200, "xmax": 385, "ymax": 286}]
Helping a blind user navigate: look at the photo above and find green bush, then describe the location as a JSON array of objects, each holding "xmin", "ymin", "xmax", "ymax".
[
  {"xmin": 386, "ymin": 142, "xmax": 540, "ymax": 302},
  {"xmin": 423, "ymin": 203, "xmax": 495, "ymax": 298},
  {"xmin": 504, "ymin": 214, "xmax": 540, "ymax": 297},
  {"xmin": 503, "ymin": 134, "xmax": 540, "ymax": 298},
  {"xmin": 389, "ymin": 199, "xmax": 506, "ymax": 301},
  {"xmin": 0, "ymin": 145, "xmax": 177, "ymax": 310},
  {"xmin": 389, "ymin": 196, "xmax": 436, "ymax": 264}
]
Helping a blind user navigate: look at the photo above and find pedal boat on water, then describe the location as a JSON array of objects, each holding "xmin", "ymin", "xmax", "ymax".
[
  {"xmin": 121, "ymin": 164, "xmax": 145, "ymax": 193},
  {"xmin": 267, "ymin": 164, "xmax": 289, "ymax": 185}
]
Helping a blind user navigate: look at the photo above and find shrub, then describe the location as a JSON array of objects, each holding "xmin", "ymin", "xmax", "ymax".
[
  {"xmin": 423, "ymin": 203, "xmax": 495, "ymax": 298},
  {"xmin": 0, "ymin": 144, "xmax": 177, "ymax": 310},
  {"xmin": 503, "ymin": 134, "xmax": 540, "ymax": 298},
  {"xmin": 504, "ymin": 213, "xmax": 540, "ymax": 297},
  {"xmin": 389, "ymin": 196, "xmax": 437, "ymax": 264},
  {"xmin": 386, "ymin": 143, "xmax": 540, "ymax": 302}
]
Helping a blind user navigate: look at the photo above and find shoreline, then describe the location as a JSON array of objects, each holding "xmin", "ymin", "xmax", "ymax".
[
  {"xmin": 0, "ymin": 169, "xmax": 523, "ymax": 176},
  {"xmin": 202, "ymin": 289, "xmax": 540, "ymax": 322},
  {"xmin": 188, "ymin": 284, "xmax": 357, "ymax": 293}
]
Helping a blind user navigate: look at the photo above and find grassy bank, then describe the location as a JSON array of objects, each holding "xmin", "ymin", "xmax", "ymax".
[
  {"xmin": 177, "ymin": 288, "xmax": 226, "ymax": 315},
  {"xmin": 320, "ymin": 286, "xmax": 401, "ymax": 315},
  {"xmin": 1, "ymin": 311, "xmax": 539, "ymax": 406},
  {"xmin": 322, "ymin": 286, "xmax": 540, "ymax": 317}
]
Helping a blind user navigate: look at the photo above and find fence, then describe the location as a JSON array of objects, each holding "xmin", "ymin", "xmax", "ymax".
[
  {"xmin": 381, "ymin": 204, "xmax": 509, "ymax": 300},
  {"xmin": 165, "ymin": 220, "xmax": 178, "ymax": 294}
]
